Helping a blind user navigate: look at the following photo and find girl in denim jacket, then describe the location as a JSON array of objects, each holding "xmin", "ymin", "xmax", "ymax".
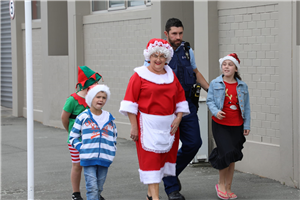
[{"xmin": 206, "ymin": 53, "xmax": 250, "ymax": 200}]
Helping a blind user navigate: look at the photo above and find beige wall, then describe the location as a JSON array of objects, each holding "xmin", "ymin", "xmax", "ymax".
[
  {"xmin": 48, "ymin": 1, "xmax": 68, "ymax": 56},
  {"xmin": 297, "ymin": 45, "xmax": 300, "ymax": 188},
  {"xmin": 278, "ymin": 1, "xmax": 299, "ymax": 188},
  {"xmin": 82, "ymin": 7, "xmax": 152, "ymax": 139},
  {"xmin": 194, "ymin": 1, "xmax": 219, "ymax": 154},
  {"xmin": 293, "ymin": 2, "xmax": 300, "ymax": 189},
  {"xmin": 218, "ymin": 3, "xmax": 280, "ymax": 144},
  {"xmin": 11, "ymin": 1, "xmax": 24, "ymax": 117}
]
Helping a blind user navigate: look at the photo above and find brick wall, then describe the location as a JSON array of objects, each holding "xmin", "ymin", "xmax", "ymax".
[
  {"xmin": 218, "ymin": 4, "xmax": 280, "ymax": 145},
  {"xmin": 83, "ymin": 18, "xmax": 152, "ymax": 122}
]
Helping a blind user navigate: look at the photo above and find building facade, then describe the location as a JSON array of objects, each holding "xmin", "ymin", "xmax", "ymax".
[{"xmin": 7, "ymin": 0, "xmax": 300, "ymax": 188}]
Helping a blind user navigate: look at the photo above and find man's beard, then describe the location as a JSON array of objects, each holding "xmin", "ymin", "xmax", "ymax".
[{"xmin": 168, "ymin": 36, "xmax": 182, "ymax": 49}]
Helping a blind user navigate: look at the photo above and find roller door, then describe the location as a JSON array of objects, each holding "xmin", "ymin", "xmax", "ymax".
[{"xmin": 1, "ymin": 1, "xmax": 12, "ymax": 108}]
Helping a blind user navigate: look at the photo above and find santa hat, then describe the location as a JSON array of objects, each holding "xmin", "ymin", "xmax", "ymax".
[
  {"xmin": 76, "ymin": 66, "xmax": 102, "ymax": 91},
  {"xmin": 219, "ymin": 53, "xmax": 241, "ymax": 71},
  {"xmin": 85, "ymin": 84, "xmax": 111, "ymax": 107},
  {"xmin": 143, "ymin": 38, "xmax": 174, "ymax": 64}
]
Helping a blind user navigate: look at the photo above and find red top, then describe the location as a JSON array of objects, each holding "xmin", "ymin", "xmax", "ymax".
[
  {"xmin": 212, "ymin": 81, "xmax": 243, "ymax": 126},
  {"xmin": 123, "ymin": 72, "xmax": 186, "ymax": 116}
]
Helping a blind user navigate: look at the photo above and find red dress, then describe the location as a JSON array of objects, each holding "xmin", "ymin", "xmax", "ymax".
[{"xmin": 119, "ymin": 65, "xmax": 189, "ymax": 184}]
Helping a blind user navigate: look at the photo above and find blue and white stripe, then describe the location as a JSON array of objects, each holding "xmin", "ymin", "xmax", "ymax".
[{"xmin": 69, "ymin": 109, "xmax": 117, "ymax": 167}]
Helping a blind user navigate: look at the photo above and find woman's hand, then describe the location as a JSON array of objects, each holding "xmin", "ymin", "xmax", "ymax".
[
  {"xmin": 244, "ymin": 129, "xmax": 250, "ymax": 136},
  {"xmin": 130, "ymin": 126, "xmax": 139, "ymax": 141},
  {"xmin": 170, "ymin": 113, "xmax": 183, "ymax": 135},
  {"xmin": 128, "ymin": 113, "xmax": 139, "ymax": 142}
]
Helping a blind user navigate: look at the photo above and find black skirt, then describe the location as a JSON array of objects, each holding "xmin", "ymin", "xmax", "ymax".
[{"xmin": 209, "ymin": 120, "xmax": 246, "ymax": 170}]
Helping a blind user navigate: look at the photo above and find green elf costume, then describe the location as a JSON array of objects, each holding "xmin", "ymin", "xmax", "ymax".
[{"xmin": 63, "ymin": 66, "xmax": 102, "ymax": 144}]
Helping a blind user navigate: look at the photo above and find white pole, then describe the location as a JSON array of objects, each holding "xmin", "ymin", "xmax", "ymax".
[{"xmin": 24, "ymin": 0, "xmax": 34, "ymax": 199}]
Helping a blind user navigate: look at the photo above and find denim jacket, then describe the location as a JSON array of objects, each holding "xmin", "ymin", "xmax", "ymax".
[{"xmin": 206, "ymin": 75, "xmax": 251, "ymax": 130}]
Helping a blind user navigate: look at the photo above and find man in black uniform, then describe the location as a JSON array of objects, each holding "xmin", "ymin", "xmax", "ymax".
[{"xmin": 162, "ymin": 18, "xmax": 209, "ymax": 200}]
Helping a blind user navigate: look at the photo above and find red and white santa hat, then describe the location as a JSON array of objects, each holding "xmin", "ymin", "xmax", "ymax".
[
  {"xmin": 219, "ymin": 53, "xmax": 241, "ymax": 71},
  {"xmin": 143, "ymin": 38, "xmax": 174, "ymax": 64},
  {"xmin": 85, "ymin": 84, "xmax": 111, "ymax": 107}
]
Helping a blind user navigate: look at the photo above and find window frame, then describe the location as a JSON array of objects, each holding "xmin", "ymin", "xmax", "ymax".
[{"xmin": 91, "ymin": 0, "xmax": 150, "ymax": 13}]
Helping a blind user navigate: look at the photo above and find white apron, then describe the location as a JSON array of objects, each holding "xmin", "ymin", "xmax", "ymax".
[{"xmin": 140, "ymin": 111, "xmax": 176, "ymax": 153}]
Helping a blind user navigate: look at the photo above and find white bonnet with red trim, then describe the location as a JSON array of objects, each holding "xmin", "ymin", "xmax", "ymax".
[
  {"xmin": 143, "ymin": 38, "xmax": 174, "ymax": 64},
  {"xmin": 219, "ymin": 53, "xmax": 241, "ymax": 71}
]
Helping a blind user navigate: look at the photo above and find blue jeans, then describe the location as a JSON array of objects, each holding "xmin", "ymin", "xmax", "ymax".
[{"xmin": 84, "ymin": 165, "xmax": 108, "ymax": 200}]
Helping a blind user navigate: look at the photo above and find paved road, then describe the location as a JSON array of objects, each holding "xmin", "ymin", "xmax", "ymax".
[{"xmin": 1, "ymin": 107, "xmax": 300, "ymax": 200}]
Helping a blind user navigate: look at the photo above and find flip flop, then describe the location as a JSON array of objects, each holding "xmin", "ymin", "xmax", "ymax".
[
  {"xmin": 215, "ymin": 184, "xmax": 229, "ymax": 200},
  {"xmin": 228, "ymin": 192, "xmax": 237, "ymax": 199}
]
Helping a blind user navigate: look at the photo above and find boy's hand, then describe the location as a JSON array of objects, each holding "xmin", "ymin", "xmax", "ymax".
[{"xmin": 61, "ymin": 110, "xmax": 71, "ymax": 132}]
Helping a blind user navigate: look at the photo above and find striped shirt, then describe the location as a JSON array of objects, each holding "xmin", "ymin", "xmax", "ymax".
[{"xmin": 69, "ymin": 109, "xmax": 117, "ymax": 167}]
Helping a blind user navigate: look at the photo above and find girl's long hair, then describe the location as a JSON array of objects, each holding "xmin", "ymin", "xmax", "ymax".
[{"xmin": 234, "ymin": 71, "xmax": 242, "ymax": 81}]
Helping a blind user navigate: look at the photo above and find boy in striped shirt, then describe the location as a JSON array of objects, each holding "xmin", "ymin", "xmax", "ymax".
[
  {"xmin": 61, "ymin": 66, "xmax": 102, "ymax": 200},
  {"xmin": 69, "ymin": 84, "xmax": 117, "ymax": 200}
]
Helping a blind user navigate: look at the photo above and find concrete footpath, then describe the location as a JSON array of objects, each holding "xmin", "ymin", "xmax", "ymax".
[{"xmin": 1, "ymin": 106, "xmax": 300, "ymax": 200}]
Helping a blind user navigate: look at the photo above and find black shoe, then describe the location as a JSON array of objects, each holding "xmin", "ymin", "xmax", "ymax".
[
  {"xmin": 72, "ymin": 192, "xmax": 83, "ymax": 200},
  {"xmin": 100, "ymin": 195, "xmax": 105, "ymax": 200},
  {"xmin": 177, "ymin": 177, "xmax": 182, "ymax": 192},
  {"xmin": 168, "ymin": 191, "xmax": 185, "ymax": 200},
  {"xmin": 147, "ymin": 194, "xmax": 153, "ymax": 200}
]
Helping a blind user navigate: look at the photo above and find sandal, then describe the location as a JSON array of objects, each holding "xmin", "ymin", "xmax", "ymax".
[
  {"xmin": 215, "ymin": 184, "xmax": 229, "ymax": 200},
  {"xmin": 147, "ymin": 195, "xmax": 153, "ymax": 200},
  {"xmin": 228, "ymin": 192, "xmax": 237, "ymax": 199}
]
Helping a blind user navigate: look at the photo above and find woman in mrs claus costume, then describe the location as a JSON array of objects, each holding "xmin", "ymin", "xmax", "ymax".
[{"xmin": 119, "ymin": 38, "xmax": 190, "ymax": 200}]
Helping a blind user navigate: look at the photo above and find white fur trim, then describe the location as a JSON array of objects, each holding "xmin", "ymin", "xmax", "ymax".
[
  {"xmin": 119, "ymin": 100, "xmax": 138, "ymax": 116},
  {"xmin": 143, "ymin": 40, "xmax": 174, "ymax": 64},
  {"xmin": 219, "ymin": 55, "xmax": 240, "ymax": 71},
  {"xmin": 138, "ymin": 162, "xmax": 176, "ymax": 184},
  {"xmin": 85, "ymin": 84, "xmax": 111, "ymax": 107},
  {"xmin": 134, "ymin": 65, "xmax": 174, "ymax": 84},
  {"xmin": 175, "ymin": 101, "xmax": 190, "ymax": 117}
]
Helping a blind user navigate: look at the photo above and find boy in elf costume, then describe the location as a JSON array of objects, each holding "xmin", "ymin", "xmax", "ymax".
[{"xmin": 61, "ymin": 66, "xmax": 102, "ymax": 200}]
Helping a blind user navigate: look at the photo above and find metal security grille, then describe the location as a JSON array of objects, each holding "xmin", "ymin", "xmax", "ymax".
[{"xmin": 1, "ymin": 1, "xmax": 12, "ymax": 108}]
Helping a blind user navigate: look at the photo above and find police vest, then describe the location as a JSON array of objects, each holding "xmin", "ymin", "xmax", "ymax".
[{"xmin": 169, "ymin": 42, "xmax": 196, "ymax": 92}]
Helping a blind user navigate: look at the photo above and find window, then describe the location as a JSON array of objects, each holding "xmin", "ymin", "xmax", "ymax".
[
  {"xmin": 92, "ymin": 0, "xmax": 149, "ymax": 12},
  {"xmin": 128, "ymin": 0, "xmax": 144, "ymax": 7},
  {"xmin": 109, "ymin": 0, "xmax": 125, "ymax": 8},
  {"xmin": 32, "ymin": 0, "xmax": 41, "ymax": 20}
]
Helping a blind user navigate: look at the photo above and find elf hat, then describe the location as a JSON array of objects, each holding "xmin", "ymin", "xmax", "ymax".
[
  {"xmin": 76, "ymin": 66, "xmax": 102, "ymax": 91},
  {"xmin": 85, "ymin": 84, "xmax": 111, "ymax": 107},
  {"xmin": 219, "ymin": 53, "xmax": 241, "ymax": 71},
  {"xmin": 143, "ymin": 38, "xmax": 174, "ymax": 64}
]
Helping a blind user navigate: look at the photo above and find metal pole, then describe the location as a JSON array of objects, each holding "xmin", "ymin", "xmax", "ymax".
[{"xmin": 24, "ymin": 0, "xmax": 34, "ymax": 199}]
